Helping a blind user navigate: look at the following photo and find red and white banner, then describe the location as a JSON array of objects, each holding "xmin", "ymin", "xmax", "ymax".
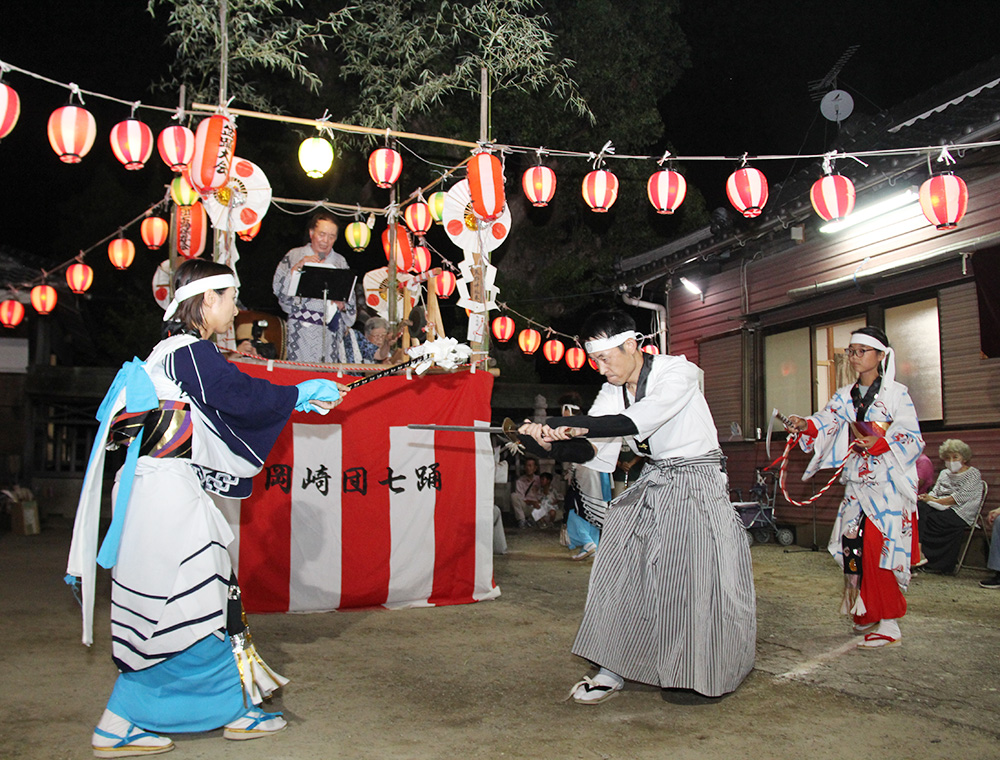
[{"xmin": 218, "ymin": 363, "xmax": 500, "ymax": 613}]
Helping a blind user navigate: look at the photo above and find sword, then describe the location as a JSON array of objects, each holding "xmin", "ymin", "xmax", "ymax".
[
  {"xmin": 765, "ymin": 407, "xmax": 796, "ymax": 458},
  {"xmin": 407, "ymin": 417, "xmax": 523, "ymax": 451},
  {"xmin": 345, "ymin": 358, "xmax": 416, "ymax": 389}
]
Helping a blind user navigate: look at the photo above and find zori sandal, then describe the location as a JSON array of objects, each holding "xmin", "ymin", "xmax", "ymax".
[
  {"xmin": 567, "ymin": 675, "xmax": 623, "ymax": 704},
  {"xmin": 857, "ymin": 632, "xmax": 901, "ymax": 650}
]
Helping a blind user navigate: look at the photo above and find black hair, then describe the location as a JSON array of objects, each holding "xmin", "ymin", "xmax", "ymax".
[
  {"xmin": 308, "ymin": 210, "xmax": 339, "ymax": 231},
  {"xmin": 162, "ymin": 259, "xmax": 235, "ymax": 339},
  {"xmin": 579, "ymin": 310, "xmax": 636, "ymax": 345},
  {"xmin": 539, "ymin": 472, "xmax": 553, "ymax": 482},
  {"xmin": 852, "ymin": 325, "xmax": 890, "ymax": 348},
  {"xmin": 558, "ymin": 391, "xmax": 583, "ymax": 408}
]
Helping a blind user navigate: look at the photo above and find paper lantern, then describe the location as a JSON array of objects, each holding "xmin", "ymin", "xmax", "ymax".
[
  {"xmin": 726, "ymin": 167, "xmax": 768, "ymax": 218},
  {"xmin": 641, "ymin": 344, "xmax": 660, "ymax": 355},
  {"xmin": 428, "ymin": 191, "xmax": 447, "ymax": 222},
  {"xmin": 344, "ymin": 221, "xmax": 371, "ymax": 252},
  {"xmin": 565, "ymin": 346, "xmax": 586, "ymax": 370},
  {"xmin": 647, "ymin": 169, "xmax": 687, "ymax": 215},
  {"xmin": 237, "ymin": 221, "xmax": 261, "ymax": 242},
  {"xmin": 404, "ymin": 202, "xmax": 433, "ymax": 235},
  {"xmin": 368, "ymin": 147, "xmax": 402, "ymax": 188},
  {"xmin": 189, "ymin": 114, "xmax": 236, "ymax": 193},
  {"xmin": 299, "ymin": 136, "xmax": 334, "ymax": 178},
  {"xmin": 0, "ymin": 300, "xmax": 25, "ymax": 328},
  {"xmin": 468, "ymin": 152, "xmax": 506, "ymax": 221},
  {"xmin": 0, "ymin": 83, "xmax": 20, "ymax": 140},
  {"xmin": 157, "ymin": 125, "xmax": 195, "ymax": 172},
  {"xmin": 810, "ymin": 174, "xmax": 856, "ymax": 222},
  {"xmin": 542, "ymin": 338, "xmax": 565, "ymax": 364},
  {"xmin": 492, "ymin": 315, "xmax": 515, "ymax": 342},
  {"xmin": 381, "ymin": 224, "xmax": 412, "ymax": 272},
  {"xmin": 582, "ymin": 169, "xmax": 619, "ymax": 212},
  {"xmin": 919, "ymin": 172, "xmax": 968, "ymax": 230},
  {"xmin": 518, "ymin": 328, "xmax": 541, "ymax": 355},
  {"xmin": 66, "ymin": 262, "xmax": 94, "ymax": 294},
  {"xmin": 140, "ymin": 217, "xmax": 169, "ymax": 250},
  {"xmin": 176, "ymin": 201, "xmax": 208, "ymax": 259},
  {"xmin": 522, "ymin": 165, "xmax": 557, "ymax": 207},
  {"xmin": 170, "ymin": 174, "xmax": 200, "ymax": 207},
  {"xmin": 110, "ymin": 118, "xmax": 154, "ymax": 170},
  {"xmin": 30, "ymin": 284, "xmax": 57, "ymax": 314},
  {"xmin": 435, "ymin": 270, "xmax": 456, "ymax": 298},
  {"xmin": 47, "ymin": 105, "xmax": 97, "ymax": 163},
  {"xmin": 410, "ymin": 245, "xmax": 431, "ymax": 274},
  {"xmin": 108, "ymin": 238, "xmax": 135, "ymax": 270}
]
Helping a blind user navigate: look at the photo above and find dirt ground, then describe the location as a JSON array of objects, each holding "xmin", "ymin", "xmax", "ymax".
[{"xmin": 2, "ymin": 523, "xmax": 999, "ymax": 760}]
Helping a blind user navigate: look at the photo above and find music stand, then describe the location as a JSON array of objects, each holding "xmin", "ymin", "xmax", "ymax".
[{"xmin": 290, "ymin": 264, "xmax": 357, "ymax": 362}]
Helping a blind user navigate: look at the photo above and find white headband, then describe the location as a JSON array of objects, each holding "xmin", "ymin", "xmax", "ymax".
[
  {"xmin": 163, "ymin": 274, "xmax": 236, "ymax": 321},
  {"xmin": 584, "ymin": 331, "xmax": 639, "ymax": 353},
  {"xmin": 849, "ymin": 332, "xmax": 895, "ymax": 386}
]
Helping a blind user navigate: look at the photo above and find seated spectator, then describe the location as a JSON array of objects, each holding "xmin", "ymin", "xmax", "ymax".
[
  {"xmin": 510, "ymin": 457, "xmax": 541, "ymax": 529},
  {"xmin": 980, "ymin": 506, "xmax": 1000, "ymax": 589},
  {"xmin": 357, "ymin": 316, "xmax": 392, "ymax": 363},
  {"xmin": 916, "ymin": 439, "xmax": 983, "ymax": 573},
  {"xmin": 531, "ymin": 472, "xmax": 563, "ymax": 527},
  {"xmin": 558, "ymin": 392, "xmax": 605, "ymax": 561}
]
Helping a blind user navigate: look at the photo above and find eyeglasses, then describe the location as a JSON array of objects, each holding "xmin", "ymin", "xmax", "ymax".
[{"xmin": 844, "ymin": 348, "xmax": 878, "ymax": 357}]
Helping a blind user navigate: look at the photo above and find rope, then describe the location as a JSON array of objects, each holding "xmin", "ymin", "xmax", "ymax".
[{"xmin": 768, "ymin": 432, "xmax": 854, "ymax": 507}]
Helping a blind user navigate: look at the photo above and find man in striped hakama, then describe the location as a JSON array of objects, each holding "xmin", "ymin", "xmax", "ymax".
[{"xmin": 519, "ymin": 310, "xmax": 756, "ymax": 703}]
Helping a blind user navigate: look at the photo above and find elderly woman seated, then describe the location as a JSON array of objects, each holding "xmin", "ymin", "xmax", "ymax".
[
  {"xmin": 916, "ymin": 439, "xmax": 984, "ymax": 573},
  {"xmin": 357, "ymin": 316, "xmax": 392, "ymax": 363}
]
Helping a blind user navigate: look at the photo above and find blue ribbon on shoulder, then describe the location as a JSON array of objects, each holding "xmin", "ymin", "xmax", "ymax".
[{"xmin": 94, "ymin": 358, "xmax": 159, "ymax": 569}]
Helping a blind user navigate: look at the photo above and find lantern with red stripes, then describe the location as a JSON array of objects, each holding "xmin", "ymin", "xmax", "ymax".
[
  {"xmin": 30, "ymin": 284, "xmax": 57, "ymax": 314},
  {"xmin": 189, "ymin": 114, "xmax": 236, "ymax": 193},
  {"xmin": 108, "ymin": 238, "xmax": 136, "ymax": 270},
  {"xmin": 641, "ymin": 344, "xmax": 660, "ymax": 355},
  {"xmin": 344, "ymin": 221, "xmax": 371, "ymax": 252},
  {"xmin": 428, "ymin": 191, "xmax": 447, "ymax": 223},
  {"xmin": 435, "ymin": 270, "xmax": 456, "ymax": 298},
  {"xmin": 522, "ymin": 165, "xmax": 557, "ymax": 208},
  {"xmin": 810, "ymin": 173, "xmax": 856, "ymax": 222},
  {"xmin": 726, "ymin": 167, "xmax": 769, "ymax": 218},
  {"xmin": 381, "ymin": 224, "xmax": 412, "ymax": 272},
  {"xmin": 47, "ymin": 105, "xmax": 97, "ymax": 164},
  {"xmin": 0, "ymin": 83, "xmax": 20, "ymax": 140},
  {"xmin": 565, "ymin": 346, "xmax": 586, "ymax": 370},
  {"xmin": 404, "ymin": 202, "xmax": 433, "ymax": 235},
  {"xmin": 467, "ymin": 152, "xmax": 506, "ymax": 221},
  {"xmin": 237, "ymin": 221, "xmax": 261, "ymax": 242},
  {"xmin": 0, "ymin": 299, "xmax": 24, "ymax": 328},
  {"xmin": 157, "ymin": 125, "xmax": 195, "ymax": 172},
  {"xmin": 647, "ymin": 169, "xmax": 687, "ymax": 215},
  {"xmin": 368, "ymin": 147, "xmax": 402, "ymax": 188},
  {"xmin": 110, "ymin": 118, "xmax": 154, "ymax": 170},
  {"xmin": 176, "ymin": 201, "xmax": 208, "ymax": 259},
  {"xmin": 582, "ymin": 169, "xmax": 619, "ymax": 212},
  {"xmin": 518, "ymin": 328, "xmax": 541, "ymax": 355},
  {"xmin": 141, "ymin": 217, "xmax": 169, "ymax": 250},
  {"xmin": 491, "ymin": 315, "xmax": 515, "ymax": 343},
  {"xmin": 542, "ymin": 338, "xmax": 565, "ymax": 364},
  {"xmin": 66, "ymin": 262, "xmax": 94, "ymax": 294},
  {"xmin": 919, "ymin": 172, "xmax": 969, "ymax": 230},
  {"xmin": 410, "ymin": 245, "xmax": 431, "ymax": 274},
  {"xmin": 170, "ymin": 174, "xmax": 200, "ymax": 207}
]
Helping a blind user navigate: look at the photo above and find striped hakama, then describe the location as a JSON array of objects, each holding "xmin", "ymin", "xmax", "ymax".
[{"xmin": 573, "ymin": 451, "xmax": 756, "ymax": 697}]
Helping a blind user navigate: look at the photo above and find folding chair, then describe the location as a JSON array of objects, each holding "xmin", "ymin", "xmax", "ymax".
[{"xmin": 953, "ymin": 481, "xmax": 990, "ymax": 576}]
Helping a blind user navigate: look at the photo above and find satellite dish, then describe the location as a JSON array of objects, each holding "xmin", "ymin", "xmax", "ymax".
[{"xmin": 820, "ymin": 89, "xmax": 855, "ymax": 123}]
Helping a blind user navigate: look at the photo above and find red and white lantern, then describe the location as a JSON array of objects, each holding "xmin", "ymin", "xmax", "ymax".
[
  {"xmin": 565, "ymin": 346, "xmax": 586, "ymax": 371},
  {"xmin": 368, "ymin": 147, "xmax": 402, "ymax": 188},
  {"xmin": 157, "ymin": 125, "xmax": 195, "ymax": 172},
  {"xmin": 404, "ymin": 202, "xmax": 433, "ymax": 235},
  {"xmin": 919, "ymin": 172, "xmax": 968, "ymax": 230},
  {"xmin": 0, "ymin": 83, "xmax": 20, "ymax": 140},
  {"xmin": 522, "ymin": 165, "xmax": 557, "ymax": 207},
  {"xmin": 492, "ymin": 315, "xmax": 515, "ymax": 343},
  {"xmin": 0, "ymin": 299, "xmax": 25, "ymax": 328},
  {"xmin": 542, "ymin": 338, "xmax": 565, "ymax": 364},
  {"xmin": 30, "ymin": 284, "xmax": 57, "ymax": 314},
  {"xmin": 647, "ymin": 169, "xmax": 687, "ymax": 215},
  {"xmin": 47, "ymin": 105, "xmax": 97, "ymax": 164},
  {"xmin": 344, "ymin": 221, "xmax": 371, "ymax": 252},
  {"xmin": 582, "ymin": 169, "xmax": 619, "ymax": 212},
  {"xmin": 176, "ymin": 201, "xmax": 208, "ymax": 259},
  {"xmin": 641, "ymin": 344, "xmax": 660, "ymax": 355},
  {"xmin": 435, "ymin": 270, "xmax": 456, "ymax": 298},
  {"xmin": 468, "ymin": 152, "xmax": 506, "ymax": 221},
  {"xmin": 141, "ymin": 217, "xmax": 169, "ymax": 250},
  {"xmin": 110, "ymin": 118, "xmax": 154, "ymax": 170},
  {"xmin": 66, "ymin": 262, "xmax": 94, "ymax": 294},
  {"xmin": 381, "ymin": 224, "xmax": 412, "ymax": 272},
  {"xmin": 108, "ymin": 239, "xmax": 135, "ymax": 270},
  {"xmin": 518, "ymin": 328, "xmax": 541, "ymax": 355},
  {"xmin": 237, "ymin": 222, "xmax": 261, "ymax": 242},
  {"xmin": 810, "ymin": 173, "xmax": 856, "ymax": 222},
  {"xmin": 410, "ymin": 245, "xmax": 431, "ymax": 274},
  {"xmin": 189, "ymin": 114, "xmax": 236, "ymax": 193},
  {"xmin": 726, "ymin": 167, "xmax": 769, "ymax": 218}
]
